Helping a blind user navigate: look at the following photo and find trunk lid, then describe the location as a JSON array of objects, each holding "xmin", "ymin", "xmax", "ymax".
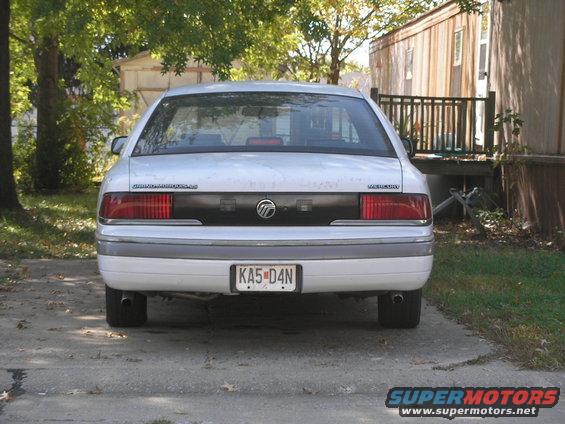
[{"xmin": 129, "ymin": 152, "xmax": 401, "ymax": 193}]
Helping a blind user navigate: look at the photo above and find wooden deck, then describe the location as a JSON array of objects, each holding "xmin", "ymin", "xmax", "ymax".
[
  {"xmin": 412, "ymin": 157, "xmax": 495, "ymax": 176},
  {"xmin": 412, "ymin": 156, "xmax": 497, "ymax": 193}
]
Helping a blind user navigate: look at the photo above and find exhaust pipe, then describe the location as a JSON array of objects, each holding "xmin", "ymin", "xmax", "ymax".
[
  {"xmin": 121, "ymin": 291, "xmax": 134, "ymax": 307},
  {"xmin": 391, "ymin": 292, "xmax": 404, "ymax": 304},
  {"xmin": 157, "ymin": 292, "xmax": 220, "ymax": 302}
]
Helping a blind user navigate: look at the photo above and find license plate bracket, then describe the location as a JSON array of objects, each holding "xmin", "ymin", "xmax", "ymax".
[{"xmin": 230, "ymin": 264, "xmax": 302, "ymax": 293}]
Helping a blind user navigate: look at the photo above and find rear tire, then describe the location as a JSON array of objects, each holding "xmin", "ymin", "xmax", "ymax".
[
  {"xmin": 378, "ymin": 289, "xmax": 421, "ymax": 328},
  {"xmin": 105, "ymin": 285, "xmax": 147, "ymax": 327}
]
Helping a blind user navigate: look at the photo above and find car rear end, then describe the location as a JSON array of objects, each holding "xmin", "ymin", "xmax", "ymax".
[{"xmin": 96, "ymin": 83, "xmax": 433, "ymax": 328}]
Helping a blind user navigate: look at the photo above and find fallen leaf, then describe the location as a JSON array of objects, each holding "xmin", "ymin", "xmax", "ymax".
[
  {"xmin": 46, "ymin": 300, "xmax": 66, "ymax": 310},
  {"xmin": 88, "ymin": 386, "xmax": 102, "ymax": 395},
  {"xmin": 221, "ymin": 382, "xmax": 237, "ymax": 392},
  {"xmin": 20, "ymin": 266, "xmax": 29, "ymax": 279},
  {"xmin": 16, "ymin": 320, "xmax": 29, "ymax": 330},
  {"xmin": 0, "ymin": 391, "xmax": 14, "ymax": 402},
  {"xmin": 411, "ymin": 357, "xmax": 437, "ymax": 365},
  {"xmin": 106, "ymin": 331, "xmax": 127, "ymax": 339}
]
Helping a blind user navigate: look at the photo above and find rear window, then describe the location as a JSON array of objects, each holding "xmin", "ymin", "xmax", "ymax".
[{"xmin": 133, "ymin": 92, "xmax": 396, "ymax": 157}]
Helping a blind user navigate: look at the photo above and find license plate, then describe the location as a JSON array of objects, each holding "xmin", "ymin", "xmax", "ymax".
[{"xmin": 233, "ymin": 265, "xmax": 299, "ymax": 292}]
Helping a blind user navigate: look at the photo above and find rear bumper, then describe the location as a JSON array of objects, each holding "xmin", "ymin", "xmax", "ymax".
[
  {"xmin": 97, "ymin": 254, "xmax": 433, "ymax": 294},
  {"xmin": 96, "ymin": 227, "xmax": 434, "ymax": 293}
]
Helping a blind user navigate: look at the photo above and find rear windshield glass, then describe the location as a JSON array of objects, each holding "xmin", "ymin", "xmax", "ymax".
[{"xmin": 132, "ymin": 92, "xmax": 396, "ymax": 157}]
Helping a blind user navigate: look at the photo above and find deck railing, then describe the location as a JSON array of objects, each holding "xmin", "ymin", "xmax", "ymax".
[{"xmin": 370, "ymin": 88, "xmax": 496, "ymax": 155}]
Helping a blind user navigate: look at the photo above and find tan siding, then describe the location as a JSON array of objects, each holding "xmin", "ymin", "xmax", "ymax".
[
  {"xmin": 489, "ymin": 0, "xmax": 565, "ymax": 234},
  {"xmin": 490, "ymin": 0, "xmax": 565, "ymax": 155},
  {"xmin": 370, "ymin": 2, "xmax": 479, "ymax": 97}
]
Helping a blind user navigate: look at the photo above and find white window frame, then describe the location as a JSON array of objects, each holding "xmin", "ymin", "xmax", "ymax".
[
  {"xmin": 453, "ymin": 28, "xmax": 464, "ymax": 67},
  {"xmin": 405, "ymin": 48, "xmax": 414, "ymax": 80}
]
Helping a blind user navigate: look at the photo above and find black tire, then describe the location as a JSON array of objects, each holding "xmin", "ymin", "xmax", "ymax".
[
  {"xmin": 105, "ymin": 285, "xmax": 147, "ymax": 327},
  {"xmin": 378, "ymin": 289, "xmax": 421, "ymax": 328}
]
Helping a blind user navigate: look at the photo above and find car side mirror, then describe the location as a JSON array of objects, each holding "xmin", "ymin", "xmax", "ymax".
[
  {"xmin": 401, "ymin": 137, "xmax": 415, "ymax": 158},
  {"xmin": 111, "ymin": 136, "xmax": 128, "ymax": 155}
]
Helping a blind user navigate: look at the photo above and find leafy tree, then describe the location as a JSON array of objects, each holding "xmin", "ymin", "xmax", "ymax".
[
  {"xmin": 129, "ymin": 0, "xmax": 291, "ymax": 78},
  {"xmin": 8, "ymin": 0, "xmax": 137, "ymax": 190},
  {"xmin": 0, "ymin": 0, "xmax": 21, "ymax": 209},
  {"xmin": 235, "ymin": 0, "xmax": 436, "ymax": 84}
]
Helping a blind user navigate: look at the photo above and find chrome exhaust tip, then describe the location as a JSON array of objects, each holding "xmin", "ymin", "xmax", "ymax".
[
  {"xmin": 121, "ymin": 291, "xmax": 133, "ymax": 307},
  {"xmin": 391, "ymin": 292, "xmax": 405, "ymax": 304}
]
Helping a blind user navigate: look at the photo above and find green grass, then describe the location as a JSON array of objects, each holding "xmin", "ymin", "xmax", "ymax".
[
  {"xmin": 0, "ymin": 189, "xmax": 98, "ymax": 259},
  {"xmin": 427, "ymin": 243, "xmax": 564, "ymax": 369}
]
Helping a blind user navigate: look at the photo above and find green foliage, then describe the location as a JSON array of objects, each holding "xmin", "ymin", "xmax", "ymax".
[
  {"xmin": 10, "ymin": 0, "xmax": 138, "ymax": 190},
  {"xmin": 12, "ymin": 101, "xmax": 116, "ymax": 192},
  {"xmin": 428, "ymin": 242, "xmax": 564, "ymax": 369},
  {"xmin": 12, "ymin": 117, "xmax": 37, "ymax": 192},
  {"xmin": 475, "ymin": 208, "xmax": 508, "ymax": 230},
  {"xmin": 493, "ymin": 108, "xmax": 524, "ymax": 137},
  {"xmin": 492, "ymin": 109, "xmax": 526, "ymax": 166},
  {"xmin": 455, "ymin": 0, "xmax": 482, "ymax": 14},
  {"xmin": 126, "ymin": 0, "xmax": 292, "ymax": 79}
]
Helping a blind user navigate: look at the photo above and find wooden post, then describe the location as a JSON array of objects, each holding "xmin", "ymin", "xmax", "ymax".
[
  {"xmin": 484, "ymin": 91, "xmax": 496, "ymax": 153},
  {"xmin": 370, "ymin": 87, "xmax": 379, "ymax": 104}
]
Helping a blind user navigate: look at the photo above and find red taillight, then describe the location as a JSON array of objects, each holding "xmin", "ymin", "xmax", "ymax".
[
  {"xmin": 100, "ymin": 193, "xmax": 172, "ymax": 219},
  {"xmin": 360, "ymin": 194, "xmax": 431, "ymax": 220}
]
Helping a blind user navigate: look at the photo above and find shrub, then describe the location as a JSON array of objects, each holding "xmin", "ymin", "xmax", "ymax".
[{"xmin": 12, "ymin": 117, "xmax": 37, "ymax": 192}]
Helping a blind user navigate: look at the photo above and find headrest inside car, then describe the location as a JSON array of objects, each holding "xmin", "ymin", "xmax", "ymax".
[{"xmin": 182, "ymin": 133, "xmax": 224, "ymax": 146}]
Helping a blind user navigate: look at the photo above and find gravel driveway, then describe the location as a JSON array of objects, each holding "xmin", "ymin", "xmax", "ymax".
[{"xmin": 0, "ymin": 259, "xmax": 562, "ymax": 423}]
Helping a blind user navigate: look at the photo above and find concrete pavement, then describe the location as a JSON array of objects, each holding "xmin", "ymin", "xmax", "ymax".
[{"xmin": 0, "ymin": 259, "xmax": 562, "ymax": 423}]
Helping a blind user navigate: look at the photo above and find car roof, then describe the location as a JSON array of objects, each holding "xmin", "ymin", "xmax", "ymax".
[{"xmin": 165, "ymin": 81, "xmax": 365, "ymax": 98}]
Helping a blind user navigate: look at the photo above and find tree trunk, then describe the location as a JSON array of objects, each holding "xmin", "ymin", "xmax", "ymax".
[
  {"xmin": 328, "ymin": 47, "xmax": 341, "ymax": 85},
  {"xmin": 328, "ymin": 65, "xmax": 340, "ymax": 85},
  {"xmin": 34, "ymin": 36, "xmax": 65, "ymax": 191},
  {"xmin": 0, "ymin": 0, "xmax": 21, "ymax": 209}
]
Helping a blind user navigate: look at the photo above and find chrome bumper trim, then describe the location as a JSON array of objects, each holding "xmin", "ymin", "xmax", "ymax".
[
  {"xmin": 96, "ymin": 239, "xmax": 433, "ymax": 260},
  {"xmin": 95, "ymin": 233, "xmax": 434, "ymax": 246},
  {"xmin": 98, "ymin": 218, "xmax": 203, "ymax": 226},
  {"xmin": 330, "ymin": 219, "xmax": 432, "ymax": 226}
]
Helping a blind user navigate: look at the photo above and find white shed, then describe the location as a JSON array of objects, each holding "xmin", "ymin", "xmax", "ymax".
[{"xmin": 113, "ymin": 51, "xmax": 219, "ymax": 124}]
